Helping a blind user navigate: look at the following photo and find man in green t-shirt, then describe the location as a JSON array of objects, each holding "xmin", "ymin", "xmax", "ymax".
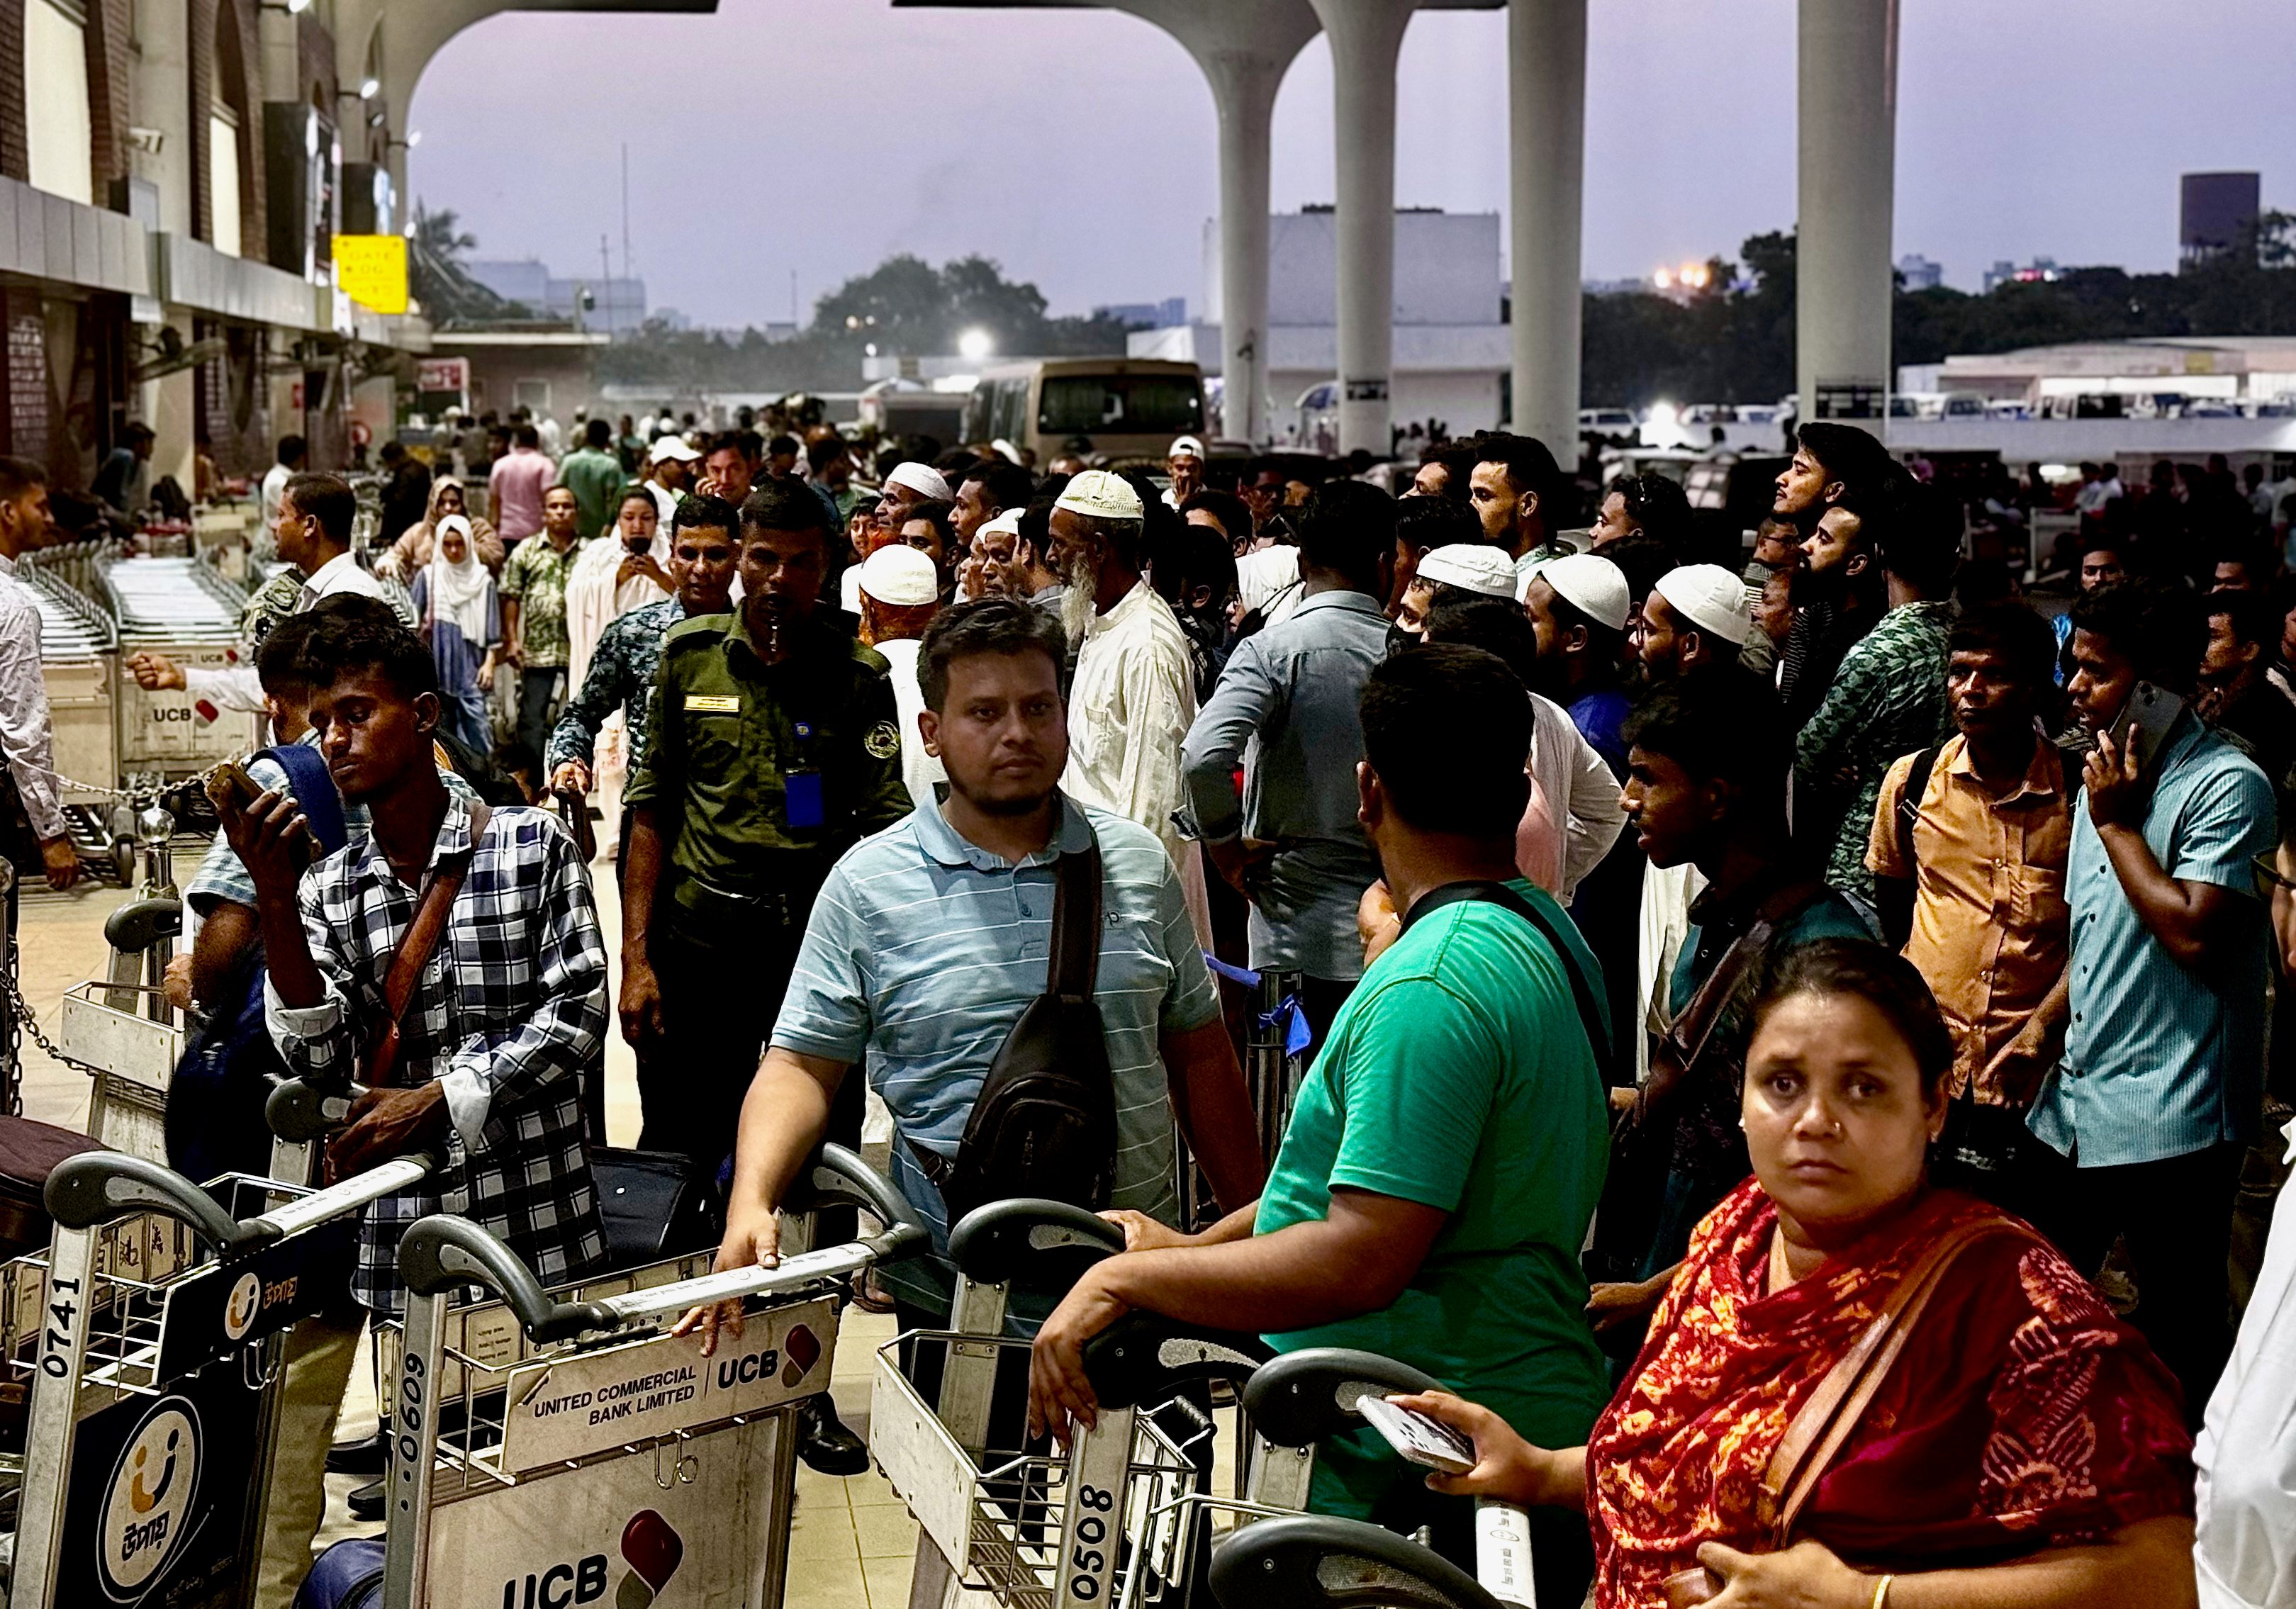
[
  {"xmin": 1029, "ymin": 643, "xmax": 1612, "ymax": 1604},
  {"xmin": 556, "ymin": 417, "xmax": 628, "ymax": 540}
]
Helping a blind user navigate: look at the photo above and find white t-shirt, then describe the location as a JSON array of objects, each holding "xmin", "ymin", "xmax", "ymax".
[
  {"xmin": 260, "ymin": 463, "xmax": 292, "ymax": 527},
  {"xmin": 873, "ymin": 637, "xmax": 944, "ymax": 809},
  {"xmin": 1236, "ymin": 544, "xmax": 1304, "ymax": 627}
]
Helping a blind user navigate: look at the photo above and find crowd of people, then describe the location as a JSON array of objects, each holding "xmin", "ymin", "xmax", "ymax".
[{"xmin": 6, "ymin": 396, "xmax": 2296, "ymax": 1609}]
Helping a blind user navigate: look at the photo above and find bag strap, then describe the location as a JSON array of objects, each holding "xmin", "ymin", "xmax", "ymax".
[
  {"xmin": 1893, "ymin": 745, "xmax": 1942, "ymax": 880},
  {"xmin": 1638, "ymin": 880, "xmax": 1827, "ymax": 1128},
  {"xmin": 1402, "ymin": 880, "xmax": 1615, "ymax": 1089},
  {"xmin": 1764, "ymin": 1216, "xmax": 2035, "ymax": 1543},
  {"xmin": 257, "ymin": 742, "xmax": 350, "ymax": 857},
  {"xmin": 369, "ymin": 802, "xmax": 491, "ymax": 1088},
  {"xmin": 1046, "ymin": 844, "xmax": 1103, "ymax": 999}
]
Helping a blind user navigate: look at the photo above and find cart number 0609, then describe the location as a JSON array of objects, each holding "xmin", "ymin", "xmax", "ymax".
[{"xmin": 1068, "ymin": 1485, "xmax": 1116, "ymax": 1600}]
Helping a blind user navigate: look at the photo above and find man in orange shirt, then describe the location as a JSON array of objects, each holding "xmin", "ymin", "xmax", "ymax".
[{"xmin": 1867, "ymin": 601, "xmax": 2072, "ymax": 1223}]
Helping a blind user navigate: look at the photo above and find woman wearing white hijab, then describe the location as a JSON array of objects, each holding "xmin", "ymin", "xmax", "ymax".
[
  {"xmin": 563, "ymin": 486, "xmax": 673, "ymax": 859},
  {"xmin": 409, "ymin": 515, "xmax": 502, "ymax": 754}
]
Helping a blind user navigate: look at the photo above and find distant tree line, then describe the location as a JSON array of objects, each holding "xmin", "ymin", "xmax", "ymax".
[
  {"xmin": 594, "ymin": 253, "xmax": 1136, "ymax": 395},
  {"xmin": 1582, "ymin": 213, "xmax": 2296, "ymax": 410}
]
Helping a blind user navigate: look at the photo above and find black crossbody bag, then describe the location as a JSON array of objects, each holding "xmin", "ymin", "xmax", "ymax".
[{"xmin": 917, "ymin": 843, "xmax": 1119, "ymax": 1227}]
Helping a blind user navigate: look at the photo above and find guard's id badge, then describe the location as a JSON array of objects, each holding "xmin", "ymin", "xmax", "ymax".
[
  {"xmin": 785, "ymin": 768, "xmax": 825, "ymax": 829},
  {"xmin": 685, "ymin": 695, "xmax": 739, "ymax": 713}
]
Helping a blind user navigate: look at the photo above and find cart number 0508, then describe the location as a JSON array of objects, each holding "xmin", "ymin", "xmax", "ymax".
[{"xmin": 1068, "ymin": 1485, "xmax": 1116, "ymax": 1600}]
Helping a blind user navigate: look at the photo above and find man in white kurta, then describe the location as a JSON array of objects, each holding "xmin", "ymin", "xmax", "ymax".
[{"xmin": 1046, "ymin": 470, "xmax": 1213, "ymax": 948}]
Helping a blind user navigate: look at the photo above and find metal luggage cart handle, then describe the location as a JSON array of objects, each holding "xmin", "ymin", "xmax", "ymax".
[
  {"xmin": 398, "ymin": 1143, "xmax": 928, "ymax": 1344},
  {"xmin": 266, "ymin": 1076, "xmax": 366, "ymax": 1144},
  {"xmin": 946, "ymin": 1196, "xmax": 1126, "ymax": 1286},
  {"xmin": 42, "ymin": 1148, "xmax": 433, "ymax": 1256}
]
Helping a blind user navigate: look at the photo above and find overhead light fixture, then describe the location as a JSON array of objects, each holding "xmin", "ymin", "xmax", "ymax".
[
  {"xmin": 957, "ymin": 328, "xmax": 993, "ymax": 361},
  {"xmin": 406, "ymin": 130, "xmax": 422, "ymax": 147},
  {"xmin": 288, "ymin": 0, "xmax": 310, "ymax": 13},
  {"xmin": 360, "ymin": 77, "xmax": 380, "ymax": 99}
]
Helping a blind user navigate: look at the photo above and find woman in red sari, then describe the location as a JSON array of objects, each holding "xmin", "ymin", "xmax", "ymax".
[{"xmin": 1397, "ymin": 939, "xmax": 2197, "ymax": 1609}]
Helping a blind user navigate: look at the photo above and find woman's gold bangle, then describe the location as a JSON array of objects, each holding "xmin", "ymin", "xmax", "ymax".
[{"xmin": 1871, "ymin": 1574, "xmax": 1896, "ymax": 1609}]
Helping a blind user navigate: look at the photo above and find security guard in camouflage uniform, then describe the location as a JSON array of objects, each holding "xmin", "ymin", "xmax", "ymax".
[
  {"xmin": 620, "ymin": 477, "xmax": 910, "ymax": 1170},
  {"xmin": 621, "ymin": 479, "xmax": 902, "ymax": 1475}
]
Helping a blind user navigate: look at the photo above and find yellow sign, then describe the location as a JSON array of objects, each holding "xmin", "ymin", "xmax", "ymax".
[{"xmin": 335, "ymin": 234, "xmax": 408, "ymax": 315}]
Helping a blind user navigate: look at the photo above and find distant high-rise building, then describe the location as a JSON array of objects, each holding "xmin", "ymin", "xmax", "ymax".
[
  {"xmin": 1094, "ymin": 296, "xmax": 1187, "ymax": 330},
  {"xmin": 2181, "ymin": 172, "xmax": 2261, "ymax": 266},
  {"xmin": 1897, "ymin": 254, "xmax": 1944, "ymax": 291},
  {"xmin": 466, "ymin": 257, "xmax": 648, "ymax": 330},
  {"xmin": 1983, "ymin": 257, "xmax": 2059, "ymax": 294}
]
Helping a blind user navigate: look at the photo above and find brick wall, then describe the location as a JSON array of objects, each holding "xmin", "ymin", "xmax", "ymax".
[
  {"xmin": 0, "ymin": 0, "xmax": 28, "ymax": 183},
  {"xmin": 84, "ymin": 0, "xmax": 130, "ymax": 203},
  {"xmin": 189, "ymin": 0, "xmax": 263, "ymax": 255}
]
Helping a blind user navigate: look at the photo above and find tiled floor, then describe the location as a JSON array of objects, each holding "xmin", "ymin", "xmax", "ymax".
[{"xmin": 12, "ymin": 848, "xmax": 920, "ymax": 1607}]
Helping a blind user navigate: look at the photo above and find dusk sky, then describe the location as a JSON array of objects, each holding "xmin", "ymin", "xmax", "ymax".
[{"xmin": 408, "ymin": 0, "xmax": 2296, "ymax": 330}]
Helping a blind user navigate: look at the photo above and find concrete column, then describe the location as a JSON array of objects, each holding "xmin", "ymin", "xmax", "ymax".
[
  {"xmin": 1309, "ymin": 0, "xmax": 1416, "ymax": 458},
  {"xmin": 1203, "ymin": 55, "xmax": 1281, "ymax": 445},
  {"xmin": 1506, "ymin": 0, "xmax": 1584, "ymax": 459},
  {"xmin": 1104, "ymin": 4, "xmax": 1316, "ymax": 447},
  {"xmin": 145, "ymin": 315, "xmax": 198, "ymax": 493},
  {"xmin": 1796, "ymin": 0, "xmax": 1898, "ymax": 420}
]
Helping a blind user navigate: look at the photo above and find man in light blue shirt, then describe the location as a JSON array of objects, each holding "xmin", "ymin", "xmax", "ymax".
[
  {"xmin": 1182, "ymin": 480, "xmax": 1394, "ymax": 1043},
  {"xmin": 698, "ymin": 598, "xmax": 1265, "ymax": 1329},
  {"xmin": 2030, "ymin": 580, "xmax": 2275, "ymax": 1423}
]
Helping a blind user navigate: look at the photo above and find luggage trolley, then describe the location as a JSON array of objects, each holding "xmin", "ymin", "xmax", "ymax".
[
  {"xmin": 873, "ymin": 1251, "xmax": 1271, "ymax": 1609},
  {"xmin": 377, "ymin": 1145, "xmax": 924, "ymax": 1609},
  {"xmin": 6, "ymin": 1147, "xmax": 433, "ymax": 1608}
]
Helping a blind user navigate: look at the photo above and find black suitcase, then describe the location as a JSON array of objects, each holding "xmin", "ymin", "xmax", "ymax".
[{"xmin": 594, "ymin": 1147, "xmax": 721, "ymax": 1269}]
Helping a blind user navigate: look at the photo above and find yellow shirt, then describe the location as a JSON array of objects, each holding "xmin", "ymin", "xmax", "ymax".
[{"xmin": 1866, "ymin": 735, "xmax": 2072, "ymax": 1104}]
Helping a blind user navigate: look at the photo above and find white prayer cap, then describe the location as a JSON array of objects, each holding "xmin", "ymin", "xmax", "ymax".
[
  {"xmin": 1651, "ymin": 563, "xmax": 1753, "ymax": 646},
  {"xmin": 885, "ymin": 461, "xmax": 953, "ymax": 503},
  {"xmin": 858, "ymin": 543, "xmax": 941, "ymax": 607},
  {"xmin": 1416, "ymin": 543, "xmax": 1520, "ymax": 600},
  {"xmin": 1053, "ymin": 469, "xmax": 1143, "ymax": 522},
  {"xmin": 649, "ymin": 435, "xmax": 700, "ymax": 464},
  {"xmin": 979, "ymin": 510, "xmax": 1024, "ymax": 540},
  {"xmin": 1537, "ymin": 552, "xmax": 1632, "ymax": 632}
]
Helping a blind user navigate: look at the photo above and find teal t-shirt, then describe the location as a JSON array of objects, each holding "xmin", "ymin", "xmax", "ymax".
[{"xmin": 1255, "ymin": 880, "xmax": 1613, "ymax": 1519}]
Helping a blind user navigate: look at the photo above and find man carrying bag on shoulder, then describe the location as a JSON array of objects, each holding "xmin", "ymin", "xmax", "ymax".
[{"xmin": 690, "ymin": 598, "xmax": 1265, "ymax": 1344}]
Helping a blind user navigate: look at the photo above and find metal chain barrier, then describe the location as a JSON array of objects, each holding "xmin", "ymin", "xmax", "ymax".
[{"xmin": 0, "ymin": 951, "xmax": 103, "ymax": 1084}]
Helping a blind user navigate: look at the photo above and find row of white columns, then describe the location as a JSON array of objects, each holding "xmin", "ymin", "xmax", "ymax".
[{"xmin": 1122, "ymin": 0, "xmax": 1899, "ymax": 456}]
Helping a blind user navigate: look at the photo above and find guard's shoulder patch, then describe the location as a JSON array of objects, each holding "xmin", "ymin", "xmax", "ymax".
[
  {"xmin": 663, "ymin": 612, "xmax": 732, "ymax": 651},
  {"xmin": 863, "ymin": 720, "xmax": 902, "ymax": 760}
]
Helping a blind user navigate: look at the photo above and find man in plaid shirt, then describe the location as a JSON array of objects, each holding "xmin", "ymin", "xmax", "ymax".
[{"xmin": 225, "ymin": 607, "xmax": 607, "ymax": 1316}]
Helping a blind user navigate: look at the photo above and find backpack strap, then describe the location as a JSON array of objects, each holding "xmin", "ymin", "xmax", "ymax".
[
  {"xmin": 257, "ymin": 741, "xmax": 350, "ymax": 857},
  {"xmin": 1892, "ymin": 745, "xmax": 1942, "ymax": 880},
  {"xmin": 366, "ymin": 802, "xmax": 490, "ymax": 1088},
  {"xmin": 1046, "ymin": 845, "xmax": 1103, "ymax": 1001},
  {"xmin": 1402, "ymin": 880, "xmax": 1617, "ymax": 1089}
]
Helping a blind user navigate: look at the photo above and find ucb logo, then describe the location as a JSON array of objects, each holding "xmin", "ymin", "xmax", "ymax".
[
  {"xmin": 714, "ymin": 1345, "xmax": 780, "ymax": 1389},
  {"xmin": 151, "ymin": 707, "xmax": 192, "ymax": 723},
  {"xmin": 98, "ymin": 1397, "xmax": 202, "ymax": 1600},
  {"xmin": 500, "ymin": 1556, "xmax": 605, "ymax": 1609}
]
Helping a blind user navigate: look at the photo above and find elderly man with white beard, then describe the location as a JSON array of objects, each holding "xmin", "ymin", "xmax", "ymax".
[{"xmin": 1043, "ymin": 471, "xmax": 1214, "ymax": 947}]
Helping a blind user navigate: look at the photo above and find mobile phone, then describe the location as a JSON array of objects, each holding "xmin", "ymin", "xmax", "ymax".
[
  {"xmin": 210, "ymin": 760, "xmax": 264, "ymax": 812},
  {"xmin": 1359, "ymin": 1396, "xmax": 1477, "ymax": 1476},
  {"xmin": 2105, "ymin": 680, "xmax": 2185, "ymax": 775}
]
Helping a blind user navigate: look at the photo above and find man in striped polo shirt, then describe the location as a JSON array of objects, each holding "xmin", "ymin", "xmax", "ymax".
[{"xmin": 701, "ymin": 597, "xmax": 1265, "ymax": 1317}]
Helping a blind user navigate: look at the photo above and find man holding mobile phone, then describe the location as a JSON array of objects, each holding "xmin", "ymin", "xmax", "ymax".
[{"xmin": 2029, "ymin": 578, "xmax": 2276, "ymax": 1425}]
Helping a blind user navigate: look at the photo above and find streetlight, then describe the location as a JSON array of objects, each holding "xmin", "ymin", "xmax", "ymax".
[{"xmin": 957, "ymin": 327, "xmax": 992, "ymax": 361}]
